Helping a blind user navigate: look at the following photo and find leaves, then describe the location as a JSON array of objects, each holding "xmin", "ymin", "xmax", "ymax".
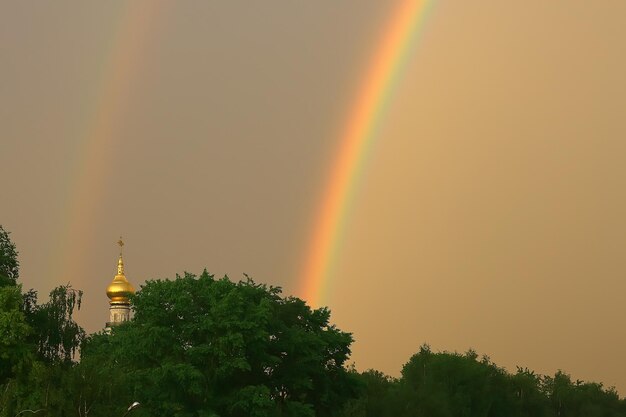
[
  {"xmin": 23, "ymin": 284, "xmax": 85, "ymax": 364},
  {"xmin": 0, "ymin": 285, "xmax": 32, "ymax": 385},
  {"xmin": 0, "ymin": 226, "xmax": 19, "ymax": 288},
  {"xmin": 79, "ymin": 271, "xmax": 357, "ymax": 417}
]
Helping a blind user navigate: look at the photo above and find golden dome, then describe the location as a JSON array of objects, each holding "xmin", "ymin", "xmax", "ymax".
[{"xmin": 106, "ymin": 241, "xmax": 135, "ymax": 303}]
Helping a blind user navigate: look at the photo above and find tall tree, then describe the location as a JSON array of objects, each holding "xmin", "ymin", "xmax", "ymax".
[
  {"xmin": 79, "ymin": 271, "xmax": 358, "ymax": 417},
  {"xmin": 509, "ymin": 367, "xmax": 551, "ymax": 417},
  {"xmin": 0, "ymin": 225, "xmax": 19, "ymax": 287},
  {"xmin": 0, "ymin": 226, "xmax": 28, "ymax": 416},
  {"xmin": 339, "ymin": 369, "xmax": 398, "ymax": 417},
  {"xmin": 0, "ymin": 226, "xmax": 86, "ymax": 416},
  {"xmin": 398, "ymin": 346, "xmax": 519, "ymax": 417},
  {"xmin": 23, "ymin": 284, "xmax": 85, "ymax": 364},
  {"xmin": 0, "ymin": 285, "xmax": 32, "ymax": 385}
]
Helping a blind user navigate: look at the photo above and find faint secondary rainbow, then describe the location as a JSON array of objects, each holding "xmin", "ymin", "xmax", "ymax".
[
  {"xmin": 299, "ymin": 0, "xmax": 434, "ymax": 306},
  {"xmin": 54, "ymin": 2, "xmax": 165, "ymax": 289}
]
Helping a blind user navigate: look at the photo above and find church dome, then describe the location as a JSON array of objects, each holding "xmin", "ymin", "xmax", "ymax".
[{"xmin": 106, "ymin": 251, "xmax": 135, "ymax": 303}]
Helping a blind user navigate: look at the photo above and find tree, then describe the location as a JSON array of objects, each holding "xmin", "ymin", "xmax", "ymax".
[
  {"xmin": 542, "ymin": 371, "xmax": 625, "ymax": 417},
  {"xmin": 79, "ymin": 271, "xmax": 358, "ymax": 417},
  {"xmin": 0, "ymin": 225, "xmax": 19, "ymax": 288},
  {"xmin": 338, "ymin": 369, "xmax": 398, "ymax": 417},
  {"xmin": 0, "ymin": 226, "xmax": 29, "ymax": 417},
  {"xmin": 0, "ymin": 283, "xmax": 85, "ymax": 417},
  {"xmin": 398, "ymin": 346, "xmax": 520, "ymax": 417},
  {"xmin": 23, "ymin": 284, "xmax": 85, "ymax": 364},
  {"xmin": 509, "ymin": 367, "xmax": 551, "ymax": 417},
  {"xmin": 0, "ymin": 225, "xmax": 86, "ymax": 416},
  {"xmin": 0, "ymin": 284, "xmax": 32, "ymax": 385}
]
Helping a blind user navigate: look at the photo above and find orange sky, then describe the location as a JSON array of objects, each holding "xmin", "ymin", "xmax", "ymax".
[{"xmin": 2, "ymin": 1, "xmax": 626, "ymax": 393}]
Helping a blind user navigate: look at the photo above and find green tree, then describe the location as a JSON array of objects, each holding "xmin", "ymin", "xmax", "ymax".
[
  {"xmin": 398, "ymin": 345, "xmax": 519, "ymax": 417},
  {"xmin": 509, "ymin": 367, "xmax": 551, "ymax": 417},
  {"xmin": 0, "ymin": 225, "xmax": 19, "ymax": 288},
  {"xmin": 543, "ymin": 371, "xmax": 576, "ymax": 417},
  {"xmin": 0, "ymin": 285, "xmax": 32, "ymax": 386},
  {"xmin": 79, "ymin": 271, "xmax": 358, "ymax": 417},
  {"xmin": 339, "ymin": 369, "xmax": 398, "ymax": 417},
  {"xmin": 0, "ymin": 225, "xmax": 86, "ymax": 416},
  {"xmin": 0, "ymin": 226, "xmax": 28, "ymax": 417},
  {"xmin": 23, "ymin": 284, "xmax": 85, "ymax": 364},
  {"xmin": 542, "ymin": 371, "xmax": 625, "ymax": 417},
  {"xmin": 1, "ymin": 284, "xmax": 85, "ymax": 417}
]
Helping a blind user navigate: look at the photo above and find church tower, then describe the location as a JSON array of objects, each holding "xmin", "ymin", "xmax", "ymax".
[{"xmin": 105, "ymin": 238, "xmax": 135, "ymax": 331}]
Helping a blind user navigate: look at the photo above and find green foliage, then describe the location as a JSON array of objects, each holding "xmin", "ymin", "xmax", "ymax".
[
  {"xmin": 0, "ymin": 226, "xmax": 29, "ymax": 417},
  {"xmin": 543, "ymin": 370, "xmax": 625, "ymax": 417},
  {"xmin": 0, "ymin": 285, "xmax": 32, "ymax": 385},
  {"xmin": 3, "ymin": 225, "xmax": 626, "ymax": 416},
  {"xmin": 78, "ymin": 271, "xmax": 358, "ymax": 417},
  {"xmin": 0, "ymin": 225, "xmax": 19, "ymax": 288},
  {"xmin": 23, "ymin": 285, "xmax": 85, "ymax": 364},
  {"xmin": 338, "ymin": 345, "xmax": 626, "ymax": 417},
  {"xmin": 0, "ymin": 283, "xmax": 86, "ymax": 417},
  {"xmin": 397, "ymin": 345, "xmax": 515, "ymax": 417},
  {"xmin": 340, "ymin": 369, "xmax": 398, "ymax": 417},
  {"xmin": 0, "ymin": 225, "xmax": 86, "ymax": 417},
  {"xmin": 509, "ymin": 367, "xmax": 551, "ymax": 417}
]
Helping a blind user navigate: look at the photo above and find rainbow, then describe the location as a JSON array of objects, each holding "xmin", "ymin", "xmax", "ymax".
[
  {"xmin": 55, "ymin": 2, "xmax": 165, "ymax": 286},
  {"xmin": 298, "ymin": 0, "xmax": 434, "ymax": 306}
]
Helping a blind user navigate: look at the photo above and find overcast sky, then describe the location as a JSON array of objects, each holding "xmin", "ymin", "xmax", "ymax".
[{"xmin": 2, "ymin": 1, "xmax": 626, "ymax": 393}]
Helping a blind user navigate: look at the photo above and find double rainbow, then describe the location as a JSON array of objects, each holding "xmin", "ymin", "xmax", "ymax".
[
  {"xmin": 298, "ymin": 0, "xmax": 433, "ymax": 306},
  {"xmin": 55, "ymin": 1, "xmax": 433, "ymax": 305},
  {"xmin": 57, "ymin": 2, "xmax": 164, "ymax": 284}
]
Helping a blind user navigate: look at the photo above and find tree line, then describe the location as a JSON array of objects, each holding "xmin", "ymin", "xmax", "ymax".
[{"xmin": 1, "ymin": 225, "xmax": 625, "ymax": 417}]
